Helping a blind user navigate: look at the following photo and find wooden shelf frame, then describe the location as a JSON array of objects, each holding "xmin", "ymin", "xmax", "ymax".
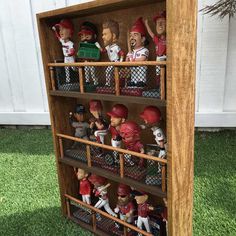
[
  {"xmin": 65, "ymin": 194, "xmax": 153, "ymax": 236},
  {"xmin": 48, "ymin": 62, "xmax": 166, "ymax": 100},
  {"xmin": 57, "ymin": 133, "xmax": 167, "ymax": 195}
]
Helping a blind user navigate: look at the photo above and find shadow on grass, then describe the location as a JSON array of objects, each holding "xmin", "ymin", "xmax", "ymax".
[
  {"xmin": 0, "ymin": 206, "xmax": 91, "ymax": 236},
  {"xmin": 0, "ymin": 129, "xmax": 54, "ymax": 156}
]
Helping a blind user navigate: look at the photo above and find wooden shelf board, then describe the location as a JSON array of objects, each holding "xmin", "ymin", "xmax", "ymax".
[
  {"xmin": 50, "ymin": 90, "xmax": 166, "ymax": 106},
  {"xmin": 59, "ymin": 156, "xmax": 167, "ymax": 198}
]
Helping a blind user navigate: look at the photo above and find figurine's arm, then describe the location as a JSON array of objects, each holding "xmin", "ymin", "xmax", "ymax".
[
  {"xmin": 144, "ymin": 19, "xmax": 155, "ymax": 39},
  {"xmin": 52, "ymin": 26, "xmax": 61, "ymax": 40},
  {"xmin": 118, "ymin": 50, "xmax": 125, "ymax": 62},
  {"xmin": 95, "ymin": 42, "xmax": 106, "ymax": 53},
  {"xmin": 67, "ymin": 47, "xmax": 75, "ymax": 56}
]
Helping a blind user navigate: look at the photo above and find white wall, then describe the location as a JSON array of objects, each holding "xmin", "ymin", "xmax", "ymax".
[{"xmin": 0, "ymin": 0, "xmax": 235, "ymax": 127}]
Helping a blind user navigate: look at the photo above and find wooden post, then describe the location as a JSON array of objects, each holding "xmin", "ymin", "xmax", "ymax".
[
  {"xmin": 66, "ymin": 198, "xmax": 71, "ymax": 218},
  {"xmin": 59, "ymin": 137, "xmax": 64, "ymax": 158},
  {"xmin": 161, "ymin": 164, "xmax": 166, "ymax": 193},
  {"xmin": 160, "ymin": 66, "xmax": 165, "ymax": 100},
  {"xmin": 114, "ymin": 67, "xmax": 120, "ymax": 96},
  {"xmin": 123, "ymin": 226, "xmax": 128, "ymax": 236},
  {"xmin": 86, "ymin": 145, "xmax": 91, "ymax": 167},
  {"xmin": 167, "ymin": 0, "xmax": 197, "ymax": 235},
  {"xmin": 92, "ymin": 213, "xmax": 97, "ymax": 232},
  {"xmin": 119, "ymin": 153, "xmax": 124, "ymax": 178},
  {"xmin": 49, "ymin": 66, "xmax": 56, "ymax": 91},
  {"xmin": 79, "ymin": 67, "xmax": 84, "ymax": 93}
]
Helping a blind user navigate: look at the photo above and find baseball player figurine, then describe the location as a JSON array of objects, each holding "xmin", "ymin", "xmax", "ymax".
[
  {"xmin": 88, "ymin": 174, "xmax": 117, "ymax": 217},
  {"xmin": 132, "ymin": 190, "xmax": 154, "ymax": 234},
  {"xmin": 75, "ymin": 168, "xmax": 91, "ymax": 205},
  {"xmin": 119, "ymin": 121, "xmax": 145, "ymax": 167},
  {"xmin": 114, "ymin": 184, "xmax": 134, "ymax": 224},
  {"xmin": 107, "ymin": 104, "xmax": 128, "ymax": 148},
  {"xmin": 52, "ymin": 19, "xmax": 75, "ymax": 83},
  {"xmin": 145, "ymin": 11, "xmax": 166, "ymax": 86},
  {"xmin": 78, "ymin": 21, "xmax": 99, "ymax": 85},
  {"xmin": 89, "ymin": 100, "xmax": 108, "ymax": 144},
  {"xmin": 140, "ymin": 106, "xmax": 166, "ymax": 158},
  {"xmin": 69, "ymin": 104, "xmax": 90, "ymax": 144},
  {"xmin": 126, "ymin": 17, "xmax": 149, "ymax": 87},
  {"xmin": 95, "ymin": 20, "xmax": 124, "ymax": 87}
]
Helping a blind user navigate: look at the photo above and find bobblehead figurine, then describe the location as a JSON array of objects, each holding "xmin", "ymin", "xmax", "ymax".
[
  {"xmin": 114, "ymin": 184, "xmax": 134, "ymax": 223},
  {"xmin": 69, "ymin": 104, "xmax": 90, "ymax": 141},
  {"xmin": 52, "ymin": 19, "xmax": 75, "ymax": 82},
  {"xmin": 132, "ymin": 190, "xmax": 154, "ymax": 233},
  {"xmin": 120, "ymin": 121, "xmax": 145, "ymax": 167},
  {"xmin": 145, "ymin": 11, "xmax": 166, "ymax": 86},
  {"xmin": 89, "ymin": 100, "xmax": 108, "ymax": 144},
  {"xmin": 140, "ymin": 106, "xmax": 166, "ymax": 158},
  {"xmin": 107, "ymin": 104, "xmax": 128, "ymax": 148},
  {"xmin": 88, "ymin": 174, "xmax": 117, "ymax": 217},
  {"xmin": 126, "ymin": 17, "xmax": 149, "ymax": 87},
  {"xmin": 96, "ymin": 20, "xmax": 124, "ymax": 87},
  {"xmin": 75, "ymin": 168, "xmax": 91, "ymax": 205},
  {"xmin": 78, "ymin": 21, "xmax": 99, "ymax": 86}
]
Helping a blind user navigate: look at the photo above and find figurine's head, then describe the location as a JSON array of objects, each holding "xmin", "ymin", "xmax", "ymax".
[
  {"xmin": 120, "ymin": 121, "xmax": 141, "ymax": 145},
  {"xmin": 76, "ymin": 168, "xmax": 89, "ymax": 180},
  {"xmin": 130, "ymin": 17, "xmax": 146, "ymax": 49},
  {"xmin": 78, "ymin": 21, "xmax": 98, "ymax": 43},
  {"xmin": 153, "ymin": 11, "xmax": 166, "ymax": 36},
  {"xmin": 55, "ymin": 19, "xmax": 74, "ymax": 40},
  {"xmin": 102, "ymin": 20, "xmax": 120, "ymax": 47},
  {"xmin": 132, "ymin": 190, "xmax": 148, "ymax": 204},
  {"xmin": 89, "ymin": 100, "xmax": 102, "ymax": 118},
  {"xmin": 74, "ymin": 104, "xmax": 86, "ymax": 122},
  {"xmin": 140, "ymin": 106, "xmax": 161, "ymax": 125},
  {"xmin": 88, "ymin": 174, "xmax": 106, "ymax": 188},
  {"xmin": 117, "ymin": 184, "xmax": 131, "ymax": 206},
  {"xmin": 107, "ymin": 104, "xmax": 128, "ymax": 128}
]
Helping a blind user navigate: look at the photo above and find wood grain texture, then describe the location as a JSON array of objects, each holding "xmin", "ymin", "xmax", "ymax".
[{"xmin": 166, "ymin": 0, "xmax": 197, "ymax": 235}]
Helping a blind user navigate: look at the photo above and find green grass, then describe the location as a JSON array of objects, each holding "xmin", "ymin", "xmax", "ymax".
[{"xmin": 0, "ymin": 129, "xmax": 235, "ymax": 235}]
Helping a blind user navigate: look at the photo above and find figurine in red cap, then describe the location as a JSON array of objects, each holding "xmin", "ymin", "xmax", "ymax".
[
  {"xmin": 95, "ymin": 20, "xmax": 125, "ymax": 87},
  {"xmin": 140, "ymin": 106, "xmax": 166, "ymax": 158},
  {"xmin": 89, "ymin": 100, "xmax": 108, "ymax": 144},
  {"xmin": 107, "ymin": 104, "xmax": 128, "ymax": 148},
  {"xmin": 114, "ymin": 184, "xmax": 134, "ymax": 223},
  {"xmin": 78, "ymin": 21, "xmax": 99, "ymax": 86},
  {"xmin": 132, "ymin": 190, "xmax": 154, "ymax": 233},
  {"xmin": 126, "ymin": 17, "xmax": 149, "ymax": 87},
  {"xmin": 120, "ymin": 121, "xmax": 145, "ymax": 167},
  {"xmin": 88, "ymin": 174, "xmax": 117, "ymax": 217},
  {"xmin": 52, "ymin": 19, "xmax": 75, "ymax": 82},
  {"xmin": 145, "ymin": 11, "xmax": 166, "ymax": 86},
  {"xmin": 75, "ymin": 168, "xmax": 91, "ymax": 204}
]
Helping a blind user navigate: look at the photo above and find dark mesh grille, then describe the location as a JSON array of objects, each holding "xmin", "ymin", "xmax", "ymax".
[{"xmin": 64, "ymin": 142, "xmax": 87, "ymax": 163}]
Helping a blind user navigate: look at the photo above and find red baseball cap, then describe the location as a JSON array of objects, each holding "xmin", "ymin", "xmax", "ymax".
[
  {"xmin": 55, "ymin": 19, "xmax": 74, "ymax": 35},
  {"xmin": 131, "ymin": 17, "xmax": 146, "ymax": 36},
  {"xmin": 107, "ymin": 104, "xmax": 128, "ymax": 119},
  {"xmin": 88, "ymin": 174, "xmax": 106, "ymax": 185},
  {"xmin": 153, "ymin": 11, "xmax": 166, "ymax": 22}
]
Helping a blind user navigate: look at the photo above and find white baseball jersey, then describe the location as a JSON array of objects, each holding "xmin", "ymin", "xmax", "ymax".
[
  {"xmin": 105, "ymin": 43, "xmax": 122, "ymax": 62},
  {"xmin": 59, "ymin": 39, "xmax": 75, "ymax": 63},
  {"xmin": 127, "ymin": 47, "xmax": 149, "ymax": 61},
  {"xmin": 151, "ymin": 126, "xmax": 166, "ymax": 146}
]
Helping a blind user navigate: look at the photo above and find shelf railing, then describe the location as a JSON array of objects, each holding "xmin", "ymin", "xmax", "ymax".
[
  {"xmin": 65, "ymin": 193, "xmax": 153, "ymax": 236},
  {"xmin": 48, "ymin": 61, "xmax": 166, "ymax": 100},
  {"xmin": 57, "ymin": 133, "xmax": 167, "ymax": 193}
]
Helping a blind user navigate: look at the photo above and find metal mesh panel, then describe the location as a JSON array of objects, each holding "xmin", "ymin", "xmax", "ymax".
[
  {"xmin": 70, "ymin": 200, "xmax": 92, "ymax": 224},
  {"xmin": 120, "ymin": 66, "xmax": 160, "ymax": 98},
  {"xmin": 54, "ymin": 66, "xmax": 80, "ymax": 91},
  {"xmin": 96, "ymin": 213, "xmax": 117, "ymax": 235},
  {"xmin": 64, "ymin": 142, "xmax": 87, "ymax": 163}
]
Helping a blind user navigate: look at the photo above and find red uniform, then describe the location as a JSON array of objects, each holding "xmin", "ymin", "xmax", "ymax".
[
  {"xmin": 153, "ymin": 35, "xmax": 166, "ymax": 57},
  {"xmin": 109, "ymin": 126, "xmax": 121, "ymax": 140},
  {"xmin": 125, "ymin": 140, "xmax": 144, "ymax": 153},
  {"xmin": 118, "ymin": 202, "xmax": 134, "ymax": 215},
  {"xmin": 138, "ymin": 202, "xmax": 150, "ymax": 218},
  {"xmin": 80, "ymin": 178, "xmax": 91, "ymax": 195}
]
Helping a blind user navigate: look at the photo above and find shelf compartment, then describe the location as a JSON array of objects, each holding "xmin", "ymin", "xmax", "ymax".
[
  {"xmin": 48, "ymin": 61, "xmax": 166, "ymax": 100},
  {"xmin": 57, "ymin": 133, "xmax": 167, "ymax": 196},
  {"xmin": 65, "ymin": 194, "xmax": 155, "ymax": 236}
]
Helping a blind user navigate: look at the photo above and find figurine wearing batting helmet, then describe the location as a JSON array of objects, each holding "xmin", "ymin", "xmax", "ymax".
[
  {"xmin": 88, "ymin": 174, "xmax": 117, "ymax": 217},
  {"xmin": 120, "ymin": 121, "xmax": 145, "ymax": 167},
  {"xmin": 75, "ymin": 168, "xmax": 91, "ymax": 205},
  {"xmin": 132, "ymin": 190, "xmax": 154, "ymax": 233},
  {"xmin": 114, "ymin": 184, "xmax": 134, "ymax": 223},
  {"xmin": 89, "ymin": 100, "xmax": 108, "ymax": 144},
  {"xmin": 52, "ymin": 19, "xmax": 75, "ymax": 82},
  {"xmin": 140, "ymin": 106, "xmax": 166, "ymax": 158}
]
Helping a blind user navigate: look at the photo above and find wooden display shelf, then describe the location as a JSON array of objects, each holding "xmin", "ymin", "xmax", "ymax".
[
  {"xmin": 49, "ymin": 90, "xmax": 167, "ymax": 106},
  {"xmin": 60, "ymin": 157, "xmax": 166, "ymax": 198}
]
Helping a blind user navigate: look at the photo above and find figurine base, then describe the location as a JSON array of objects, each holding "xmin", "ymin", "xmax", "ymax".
[
  {"xmin": 121, "ymin": 87, "xmax": 144, "ymax": 96},
  {"xmin": 70, "ymin": 202, "xmax": 92, "ymax": 224},
  {"xmin": 96, "ymin": 86, "xmax": 115, "ymax": 94},
  {"xmin": 65, "ymin": 145, "xmax": 87, "ymax": 163}
]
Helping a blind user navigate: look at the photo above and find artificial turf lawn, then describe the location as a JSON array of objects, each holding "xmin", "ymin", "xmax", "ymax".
[{"xmin": 0, "ymin": 129, "xmax": 235, "ymax": 236}]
